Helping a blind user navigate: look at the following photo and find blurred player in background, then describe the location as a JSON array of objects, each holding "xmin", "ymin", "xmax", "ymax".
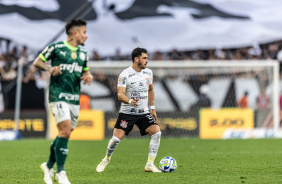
[
  {"xmin": 33, "ymin": 19, "xmax": 93, "ymax": 184},
  {"xmin": 238, "ymin": 91, "xmax": 249, "ymax": 108},
  {"xmin": 96, "ymin": 47, "xmax": 162, "ymax": 173}
]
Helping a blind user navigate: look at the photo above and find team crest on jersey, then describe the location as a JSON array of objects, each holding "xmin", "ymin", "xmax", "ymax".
[
  {"xmin": 71, "ymin": 50, "xmax": 77, "ymax": 59},
  {"xmin": 145, "ymin": 77, "xmax": 150, "ymax": 85},
  {"xmin": 120, "ymin": 120, "xmax": 128, "ymax": 128},
  {"xmin": 79, "ymin": 52, "xmax": 86, "ymax": 61}
]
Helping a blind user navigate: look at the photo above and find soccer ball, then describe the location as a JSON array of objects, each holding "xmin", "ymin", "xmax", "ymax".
[{"xmin": 159, "ymin": 156, "xmax": 177, "ymax": 173}]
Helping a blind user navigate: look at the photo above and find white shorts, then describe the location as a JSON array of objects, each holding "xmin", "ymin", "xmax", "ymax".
[{"xmin": 49, "ymin": 101, "xmax": 80, "ymax": 129}]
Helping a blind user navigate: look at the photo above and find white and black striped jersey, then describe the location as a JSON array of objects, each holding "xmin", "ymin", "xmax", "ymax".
[{"xmin": 118, "ymin": 66, "xmax": 153, "ymax": 115}]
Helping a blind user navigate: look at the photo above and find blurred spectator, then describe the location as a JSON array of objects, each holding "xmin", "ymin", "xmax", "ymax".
[
  {"xmin": 238, "ymin": 91, "xmax": 248, "ymax": 108},
  {"xmin": 207, "ymin": 49, "xmax": 216, "ymax": 60},
  {"xmin": 1, "ymin": 66, "xmax": 16, "ymax": 81},
  {"xmin": 34, "ymin": 71, "xmax": 49, "ymax": 89},
  {"xmin": 91, "ymin": 50, "xmax": 102, "ymax": 61},
  {"xmin": 0, "ymin": 54, "xmax": 5, "ymax": 68},
  {"xmin": 215, "ymin": 48, "xmax": 226, "ymax": 60},
  {"xmin": 277, "ymin": 45, "xmax": 282, "ymax": 73},
  {"xmin": 268, "ymin": 43, "xmax": 278, "ymax": 59},
  {"xmin": 256, "ymin": 88, "xmax": 270, "ymax": 127},
  {"xmin": 169, "ymin": 49, "xmax": 182, "ymax": 60},
  {"xmin": 111, "ymin": 48, "xmax": 123, "ymax": 61},
  {"xmin": 279, "ymin": 90, "xmax": 282, "ymax": 126},
  {"xmin": 0, "ymin": 69, "xmax": 4, "ymax": 112},
  {"xmin": 20, "ymin": 46, "xmax": 28, "ymax": 59},
  {"xmin": 256, "ymin": 89, "xmax": 270, "ymax": 110},
  {"xmin": 151, "ymin": 50, "xmax": 164, "ymax": 60},
  {"xmin": 248, "ymin": 43, "xmax": 262, "ymax": 60}
]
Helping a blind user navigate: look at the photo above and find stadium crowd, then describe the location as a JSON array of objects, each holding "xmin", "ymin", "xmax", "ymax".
[
  {"xmin": 0, "ymin": 38, "xmax": 282, "ymax": 113},
  {"xmin": 90, "ymin": 39, "xmax": 282, "ymax": 62}
]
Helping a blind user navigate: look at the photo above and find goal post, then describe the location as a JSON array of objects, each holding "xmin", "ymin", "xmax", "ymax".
[{"xmin": 86, "ymin": 60, "xmax": 280, "ymax": 138}]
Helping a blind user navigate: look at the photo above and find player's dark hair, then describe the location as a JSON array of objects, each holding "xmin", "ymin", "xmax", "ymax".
[
  {"xmin": 65, "ymin": 18, "xmax": 87, "ymax": 35},
  {"xmin": 131, "ymin": 47, "xmax": 147, "ymax": 62}
]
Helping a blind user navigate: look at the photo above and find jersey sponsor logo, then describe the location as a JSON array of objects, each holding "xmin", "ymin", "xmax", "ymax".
[
  {"xmin": 60, "ymin": 62, "xmax": 82, "ymax": 73},
  {"xmin": 131, "ymin": 82, "xmax": 136, "ymax": 84},
  {"xmin": 139, "ymin": 82, "xmax": 143, "ymax": 86},
  {"xmin": 130, "ymin": 92, "xmax": 147, "ymax": 100},
  {"xmin": 59, "ymin": 93, "xmax": 80, "ymax": 101},
  {"xmin": 131, "ymin": 92, "xmax": 140, "ymax": 96},
  {"xmin": 55, "ymin": 44, "xmax": 65, "ymax": 48},
  {"xmin": 120, "ymin": 120, "xmax": 128, "ymax": 128},
  {"xmin": 130, "ymin": 108, "xmax": 144, "ymax": 113}
]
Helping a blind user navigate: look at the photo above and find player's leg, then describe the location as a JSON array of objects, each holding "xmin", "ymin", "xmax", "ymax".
[
  {"xmin": 40, "ymin": 136, "xmax": 58, "ymax": 184},
  {"xmin": 55, "ymin": 103, "xmax": 79, "ymax": 184},
  {"xmin": 96, "ymin": 113, "xmax": 134, "ymax": 172},
  {"xmin": 41, "ymin": 102, "xmax": 67, "ymax": 184},
  {"xmin": 107, "ymin": 128, "xmax": 125, "ymax": 159},
  {"xmin": 55, "ymin": 120, "xmax": 72, "ymax": 184},
  {"xmin": 144, "ymin": 124, "xmax": 161, "ymax": 172},
  {"xmin": 41, "ymin": 101, "xmax": 73, "ymax": 184},
  {"xmin": 96, "ymin": 128, "xmax": 124, "ymax": 172},
  {"xmin": 47, "ymin": 137, "xmax": 58, "ymax": 168},
  {"xmin": 136, "ymin": 114, "xmax": 161, "ymax": 172}
]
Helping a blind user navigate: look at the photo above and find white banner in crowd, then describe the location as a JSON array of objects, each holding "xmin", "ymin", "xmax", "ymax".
[{"xmin": 0, "ymin": 0, "xmax": 282, "ymax": 56}]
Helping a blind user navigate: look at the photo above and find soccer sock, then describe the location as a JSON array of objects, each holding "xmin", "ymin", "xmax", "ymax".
[
  {"xmin": 105, "ymin": 136, "xmax": 121, "ymax": 159},
  {"xmin": 47, "ymin": 136, "xmax": 58, "ymax": 169},
  {"xmin": 55, "ymin": 137, "xmax": 69, "ymax": 173},
  {"xmin": 147, "ymin": 131, "xmax": 161, "ymax": 164}
]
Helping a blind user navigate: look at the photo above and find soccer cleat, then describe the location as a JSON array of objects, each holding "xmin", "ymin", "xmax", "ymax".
[
  {"xmin": 55, "ymin": 171, "xmax": 71, "ymax": 184},
  {"xmin": 40, "ymin": 162, "xmax": 54, "ymax": 184},
  {"xmin": 144, "ymin": 163, "xmax": 162, "ymax": 173},
  {"xmin": 96, "ymin": 158, "xmax": 110, "ymax": 172}
]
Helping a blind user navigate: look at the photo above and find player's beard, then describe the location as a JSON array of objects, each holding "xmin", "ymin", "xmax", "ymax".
[
  {"xmin": 138, "ymin": 61, "xmax": 146, "ymax": 69},
  {"xmin": 79, "ymin": 39, "xmax": 85, "ymax": 46}
]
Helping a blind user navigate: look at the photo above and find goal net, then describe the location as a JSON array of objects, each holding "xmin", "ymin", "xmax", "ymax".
[{"xmin": 85, "ymin": 60, "xmax": 279, "ymax": 139}]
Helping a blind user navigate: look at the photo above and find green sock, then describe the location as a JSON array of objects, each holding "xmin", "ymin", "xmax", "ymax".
[
  {"xmin": 47, "ymin": 136, "xmax": 58, "ymax": 169},
  {"xmin": 55, "ymin": 137, "xmax": 69, "ymax": 173}
]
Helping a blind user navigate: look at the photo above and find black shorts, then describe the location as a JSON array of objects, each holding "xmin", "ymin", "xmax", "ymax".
[{"xmin": 114, "ymin": 113, "xmax": 158, "ymax": 136}]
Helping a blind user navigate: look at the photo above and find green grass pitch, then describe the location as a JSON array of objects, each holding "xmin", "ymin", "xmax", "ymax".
[{"xmin": 1, "ymin": 138, "xmax": 282, "ymax": 184}]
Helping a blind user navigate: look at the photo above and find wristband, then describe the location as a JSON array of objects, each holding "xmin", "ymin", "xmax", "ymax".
[
  {"xmin": 150, "ymin": 106, "xmax": 155, "ymax": 109},
  {"xmin": 128, "ymin": 99, "xmax": 133, "ymax": 104}
]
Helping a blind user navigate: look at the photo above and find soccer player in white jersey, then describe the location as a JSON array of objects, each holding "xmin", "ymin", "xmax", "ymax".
[
  {"xmin": 96, "ymin": 47, "xmax": 162, "ymax": 173},
  {"xmin": 33, "ymin": 19, "xmax": 93, "ymax": 184}
]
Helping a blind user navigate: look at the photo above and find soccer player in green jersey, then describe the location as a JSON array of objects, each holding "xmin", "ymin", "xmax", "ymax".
[{"xmin": 33, "ymin": 19, "xmax": 93, "ymax": 184}]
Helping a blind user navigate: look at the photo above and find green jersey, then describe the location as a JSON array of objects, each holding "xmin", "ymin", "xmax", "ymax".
[{"xmin": 39, "ymin": 41, "xmax": 89, "ymax": 105}]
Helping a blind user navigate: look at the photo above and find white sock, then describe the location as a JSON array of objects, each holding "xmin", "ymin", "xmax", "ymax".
[
  {"xmin": 106, "ymin": 136, "xmax": 121, "ymax": 159},
  {"xmin": 148, "ymin": 131, "xmax": 161, "ymax": 163}
]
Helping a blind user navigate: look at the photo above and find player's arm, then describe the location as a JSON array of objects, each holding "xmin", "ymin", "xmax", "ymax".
[
  {"xmin": 33, "ymin": 56, "xmax": 61, "ymax": 76},
  {"xmin": 81, "ymin": 70, "xmax": 93, "ymax": 86},
  {"xmin": 117, "ymin": 86, "xmax": 138, "ymax": 106},
  {"xmin": 148, "ymin": 83, "xmax": 157, "ymax": 120}
]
